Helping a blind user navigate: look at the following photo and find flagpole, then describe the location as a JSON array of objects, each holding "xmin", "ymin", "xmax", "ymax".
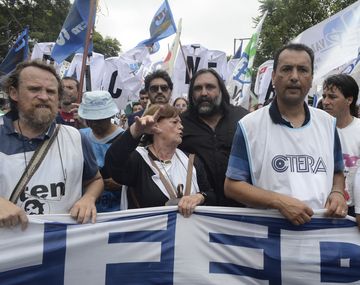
[
  {"xmin": 78, "ymin": 0, "xmax": 96, "ymax": 103},
  {"xmin": 178, "ymin": 39, "xmax": 192, "ymax": 81}
]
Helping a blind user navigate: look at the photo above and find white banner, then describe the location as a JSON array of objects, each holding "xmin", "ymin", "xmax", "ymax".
[
  {"xmin": 0, "ymin": 207, "xmax": 359, "ymax": 285},
  {"xmin": 101, "ymin": 47, "xmax": 152, "ymax": 110},
  {"xmin": 254, "ymin": 59, "xmax": 273, "ymax": 105},
  {"xmin": 66, "ymin": 52, "xmax": 106, "ymax": 91},
  {"xmin": 172, "ymin": 44, "xmax": 227, "ymax": 99},
  {"xmin": 292, "ymin": 1, "xmax": 360, "ymax": 84}
]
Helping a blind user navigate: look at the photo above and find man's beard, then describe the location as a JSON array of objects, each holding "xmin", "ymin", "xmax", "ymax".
[
  {"xmin": 20, "ymin": 106, "xmax": 57, "ymax": 131},
  {"xmin": 193, "ymin": 93, "xmax": 222, "ymax": 117},
  {"xmin": 62, "ymin": 95, "xmax": 77, "ymax": 106}
]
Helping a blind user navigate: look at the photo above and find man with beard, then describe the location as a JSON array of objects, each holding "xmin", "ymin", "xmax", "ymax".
[
  {"xmin": 127, "ymin": 70, "xmax": 173, "ymax": 126},
  {"xmin": 179, "ymin": 68, "xmax": 248, "ymax": 206},
  {"xmin": 0, "ymin": 60, "xmax": 103, "ymax": 230},
  {"xmin": 79, "ymin": 90, "xmax": 124, "ymax": 212},
  {"xmin": 56, "ymin": 76, "xmax": 86, "ymax": 128},
  {"xmin": 225, "ymin": 43, "xmax": 347, "ymax": 225}
]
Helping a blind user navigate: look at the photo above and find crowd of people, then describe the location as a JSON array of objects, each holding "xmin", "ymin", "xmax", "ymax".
[{"xmin": 0, "ymin": 43, "xmax": 359, "ymax": 231}]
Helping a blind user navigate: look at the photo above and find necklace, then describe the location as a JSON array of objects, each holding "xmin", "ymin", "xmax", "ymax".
[
  {"xmin": 17, "ymin": 120, "xmax": 29, "ymax": 177},
  {"xmin": 149, "ymin": 145, "xmax": 181, "ymax": 197},
  {"xmin": 17, "ymin": 120, "xmax": 67, "ymax": 184},
  {"xmin": 149, "ymin": 145, "xmax": 197, "ymax": 197}
]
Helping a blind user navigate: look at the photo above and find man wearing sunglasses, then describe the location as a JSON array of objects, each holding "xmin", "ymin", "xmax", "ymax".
[{"xmin": 127, "ymin": 70, "xmax": 173, "ymax": 126}]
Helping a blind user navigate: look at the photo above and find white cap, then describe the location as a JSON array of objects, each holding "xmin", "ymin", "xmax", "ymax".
[{"xmin": 78, "ymin": 90, "xmax": 119, "ymax": 120}]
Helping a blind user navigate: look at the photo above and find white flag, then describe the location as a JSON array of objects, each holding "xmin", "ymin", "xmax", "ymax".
[
  {"xmin": 292, "ymin": 1, "xmax": 360, "ymax": 84},
  {"xmin": 163, "ymin": 18, "xmax": 182, "ymax": 77}
]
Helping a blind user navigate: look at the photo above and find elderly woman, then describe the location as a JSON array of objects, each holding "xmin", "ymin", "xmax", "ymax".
[{"xmin": 105, "ymin": 104, "xmax": 214, "ymax": 216}]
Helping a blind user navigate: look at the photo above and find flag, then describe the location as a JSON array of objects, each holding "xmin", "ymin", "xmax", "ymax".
[
  {"xmin": 137, "ymin": 0, "xmax": 177, "ymax": 54},
  {"xmin": 233, "ymin": 40, "xmax": 243, "ymax": 59},
  {"xmin": 51, "ymin": 0, "xmax": 96, "ymax": 64},
  {"xmin": 254, "ymin": 59, "xmax": 273, "ymax": 104},
  {"xmin": 0, "ymin": 26, "xmax": 29, "ymax": 75},
  {"xmin": 227, "ymin": 11, "xmax": 268, "ymax": 109},
  {"xmin": 172, "ymin": 44, "xmax": 227, "ymax": 98},
  {"xmin": 292, "ymin": 1, "xmax": 360, "ymax": 84},
  {"xmin": 162, "ymin": 18, "xmax": 182, "ymax": 76}
]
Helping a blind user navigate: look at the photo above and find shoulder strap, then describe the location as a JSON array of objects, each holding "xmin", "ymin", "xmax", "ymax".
[
  {"xmin": 148, "ymin": 154, "xmax": 178, "ymax": 200},
  {"xmin": 184, "ymin": 154, "xmax": 195, "ymax": 196},
  {"xmin": 10, "ymin": 125, "xmax": 61, "ymax": 204}
]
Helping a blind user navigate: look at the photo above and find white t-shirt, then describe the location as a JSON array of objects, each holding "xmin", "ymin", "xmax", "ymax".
[{"xmin": 338, "ymin": 117, "xmax": 360, "ymax": 206}]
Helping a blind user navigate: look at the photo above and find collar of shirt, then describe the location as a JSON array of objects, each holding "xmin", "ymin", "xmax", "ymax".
[
  {"xmin": 4, "ymin": 111, "xmax": 56, "ymax": 139},
  {"xmin": 269, "ymin": 97, "xmax": 310, "ymax": 128}
]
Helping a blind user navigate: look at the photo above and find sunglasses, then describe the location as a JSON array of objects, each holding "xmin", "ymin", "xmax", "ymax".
[{"xmin": 149, "ymin": 84, "xmax": 170, "ymax": 93}]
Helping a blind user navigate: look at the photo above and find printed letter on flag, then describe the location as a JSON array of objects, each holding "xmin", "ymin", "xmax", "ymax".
[
  {"xmin": 292, "ymin": 1, "xmax": 360, "ymax": 84},
  {"xmin": 51, "ymin": 0, "xmax": 95, "ymax": 64}
]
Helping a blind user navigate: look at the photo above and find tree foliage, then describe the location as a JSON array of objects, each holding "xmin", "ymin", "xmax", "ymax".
[
  {"xmin": 0, "ymin": 0, "xmax": 121, "ymax": 61},
  {"xmin": 0, "ymin": 0, "xmax": 71, "ymax": 60},
  {"xmin": 254, "ymin": 0, "xmax": 358, "ymax": 69},
  {"xmin": 93, "ymin": 31, "xmax": 121, "ymax": 58}
]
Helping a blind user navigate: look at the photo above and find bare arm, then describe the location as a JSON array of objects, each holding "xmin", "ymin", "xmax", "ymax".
[
  {"xmin": 70, "ymin": 171, "xmax": 104, "ymax": 224},
  {"xmin": 224, "ymin": 178, "xmax": 314, "ymax": 225},
  {"xmin": 324, "ymin": 171, "xmax": 347, "ymax": 217},
  {"xmin": 103, "ymin": 178, "xmax": 121, "ymax": 190}
]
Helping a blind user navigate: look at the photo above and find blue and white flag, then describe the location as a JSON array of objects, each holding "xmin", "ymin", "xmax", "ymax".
[
  {"xmin": 227, "ymin": 11, "xmax": 268, "ymax": 109},
  {"xmin": 1, "ymin": 207, "xmax": 359, "ymax": 284},
  {"xmin": 292, "ymin": 1, "xmax": 360, "ymax": 84},
  {"xmin": 51, "ymin": 0, "xmax": 95, "ymax": 64},
  {"xmin": 137, "ymin": 0, "xmax": 177, "ymax": 54},
  {"xmin": 0, "ymin": 26, "xmax": 29, "ymax": 75}
]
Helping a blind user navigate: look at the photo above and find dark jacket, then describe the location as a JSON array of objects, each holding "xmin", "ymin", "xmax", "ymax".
[
  {"xmin": 105, "ymin": 129, "xmax": 215, "ymax": 208},
  {"xmin": 179, "ymin": 104, "xmax": 248, "ymax": 206}
]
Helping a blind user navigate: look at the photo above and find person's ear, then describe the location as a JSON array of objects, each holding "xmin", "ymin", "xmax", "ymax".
[{"xmin": 8, "ymin": 86, "xmax": 19, "ymax": 102}]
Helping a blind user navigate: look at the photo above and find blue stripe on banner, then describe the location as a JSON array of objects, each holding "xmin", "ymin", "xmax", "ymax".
[
  {"xmin": 320, "ymin": 241, "xmax": 360, "ymax": 283},
  {"xmin": 0, "ymin": 223, "xmax": 67, "ymax": 285},
  {"xmin": 196, "ymin": 211, "xmax": 356, "ymax": 231},
  {"xmin": 105, "ymin": 211, "xmax": 177, "ymax": 284},
  {"xmin": 209, "ymin": 227, "xmax": 282, "ymax": 284}
]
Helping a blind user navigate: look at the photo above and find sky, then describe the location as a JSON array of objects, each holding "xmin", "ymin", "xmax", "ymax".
[{"xmin": 95, "ymin": 0, "xmax": 261, "ymax": 60}]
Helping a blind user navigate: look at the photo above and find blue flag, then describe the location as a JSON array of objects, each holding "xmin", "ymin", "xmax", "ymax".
[
  {"xmin": 51, "ymin": 0, "xmax": 95, "ymax": 64},
  {"xmin": 0, "ymin": 26, "xmax": 29, "ymax": 75},
  {"xmin": 137, "ymin": 0, "xmax": 176, "ymax": 53}
]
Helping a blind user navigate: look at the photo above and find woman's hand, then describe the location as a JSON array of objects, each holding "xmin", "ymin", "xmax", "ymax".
[
  {"xmin": 130, "ymin": 107, "xmax": 162, "ymax": 138},
  {"xmin": 178, "ymin": 194, "xmax": 205, "ymax": 218}
]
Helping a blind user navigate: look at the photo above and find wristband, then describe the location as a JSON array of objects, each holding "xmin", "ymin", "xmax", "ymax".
[
  {"xmin": 328, "ymin": 190, "xmax": 345, "ymax": 199},
  {"xmin": 199, "ymin": 192, "xmax": 207, "ymax": 204}
]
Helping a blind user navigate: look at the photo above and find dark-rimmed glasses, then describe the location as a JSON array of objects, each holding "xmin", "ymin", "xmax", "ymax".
[{"xmin": 149, "ymin": 84, "xmax": 170, "ymax": 93}]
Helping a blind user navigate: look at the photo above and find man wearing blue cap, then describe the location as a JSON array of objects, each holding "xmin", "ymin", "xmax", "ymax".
[{"xmin": 79, "ymin": 90, "xmax": 124, "ymax": 212}]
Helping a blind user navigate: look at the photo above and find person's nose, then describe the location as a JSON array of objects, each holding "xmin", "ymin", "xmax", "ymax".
[
  {"xmin": 322, "ymin": 96, "xmax": 329, "ymax": 106},
  {"xmin": 199, "ymin": 86, "xmax": 209, "ymax": 96},
  {"xmin": 290, "ymin": 69, "xmax": 299, "ymax": 82},
  {"xmin": 36, "ymin": 89, "xmax": 50, "ymax": 100}
]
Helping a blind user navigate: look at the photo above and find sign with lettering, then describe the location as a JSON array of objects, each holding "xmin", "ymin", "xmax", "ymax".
[{"xmin": 0, "ymin": 207, "xmax": 359, "ymax": 284}]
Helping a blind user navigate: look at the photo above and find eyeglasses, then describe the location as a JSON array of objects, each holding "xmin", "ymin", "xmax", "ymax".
[
  {"xmin": 193, "ymin": 83, "xmax": 217, "ymax": 93},
  {"xmin": 149, "ymin": 84, "xmax": 170, "ymax": 93}
]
